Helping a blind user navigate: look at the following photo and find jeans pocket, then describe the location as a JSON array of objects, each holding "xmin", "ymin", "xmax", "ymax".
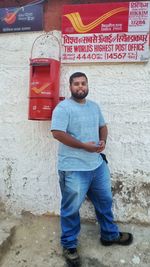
[
  {"xmin": 58, "ymin": 171, "xmax": 73, "ymax": 193},
  {"xmin": 58, "ymin": 170, "xmax": 65, "ymax": 187}
]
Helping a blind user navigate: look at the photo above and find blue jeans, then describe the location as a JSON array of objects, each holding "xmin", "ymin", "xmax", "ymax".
[{"xmin": 58, "ymin": 160, "xmax": 119, "ymax": 248}]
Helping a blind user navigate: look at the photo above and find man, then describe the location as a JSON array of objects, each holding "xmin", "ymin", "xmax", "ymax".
[{"xmin": 51, "ymin": 72, "xmax": 133, "ymax": 266}]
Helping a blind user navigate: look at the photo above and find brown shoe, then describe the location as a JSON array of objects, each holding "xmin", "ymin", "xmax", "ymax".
[
  {"xmin": 63, "ymin": 247, "xmax": 81, "ymax": 266},
  {"xmin": 100, "ymin": 232, "xmax": 133, "ymax": 246}
]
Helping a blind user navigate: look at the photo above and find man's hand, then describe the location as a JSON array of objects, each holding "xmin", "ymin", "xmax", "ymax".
[
  {"xmin": 83, "ymin": 141, "xmax": 104, "ymax": 153},
  {"xmin": 97, "ymin": 140, "xmax": 106, "ymax": 152}
]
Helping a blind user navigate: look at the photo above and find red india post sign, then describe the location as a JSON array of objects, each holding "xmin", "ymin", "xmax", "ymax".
[{"xmin": 61, "ymin": 1, "xmax": 150, "ymax": 63}]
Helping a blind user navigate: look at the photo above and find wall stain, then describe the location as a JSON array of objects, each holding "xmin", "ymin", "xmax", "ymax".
[
  {"xmin": 2, "ymin": 158, "xmax": 15, "ymax": 198},
  {"xmin": 23, "ymin": 177, "xmax": 28, "ymax": 188},
  {"xmin": 112, "ymin": 171, "xmax": 150, "ymax": 208}
]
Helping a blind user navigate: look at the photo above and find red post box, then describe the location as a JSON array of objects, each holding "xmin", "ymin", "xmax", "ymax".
[
  {"xmin": 28, "ymin": 33, "xmax": 62, "ymax": 121},
  {"xmin": 28, "ymin": 58, "xmax": 60, "ymax": 120}
]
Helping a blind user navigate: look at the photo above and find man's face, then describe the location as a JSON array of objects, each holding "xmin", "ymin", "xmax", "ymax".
[{"xmin": 70, "ymin": 76, "xmax": 88, "ymax": 100}]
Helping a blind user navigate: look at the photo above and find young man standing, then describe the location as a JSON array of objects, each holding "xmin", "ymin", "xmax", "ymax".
[{"xmin": 51, "ymin": 72, "xmax": 133, "ymax": 266}]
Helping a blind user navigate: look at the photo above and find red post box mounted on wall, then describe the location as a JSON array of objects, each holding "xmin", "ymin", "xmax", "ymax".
[{"xmin": 28, "ymin": 34, "xmax": 63, "ymax": 120}]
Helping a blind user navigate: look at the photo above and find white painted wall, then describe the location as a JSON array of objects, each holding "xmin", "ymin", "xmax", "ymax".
[{"xmin": 0, "ymin": 31, "xmax": 150, "ymax": 223}]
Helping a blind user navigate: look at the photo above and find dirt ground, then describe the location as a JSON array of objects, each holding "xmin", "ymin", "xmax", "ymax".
[{"xmin": 0, "ymin": 212, "xmax": 150, "ymax": 267}]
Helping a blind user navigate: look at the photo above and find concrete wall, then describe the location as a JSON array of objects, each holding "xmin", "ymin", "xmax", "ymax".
[{"xmin": 0, "ymin": 29, "xmax": 150, "ymax": 223}]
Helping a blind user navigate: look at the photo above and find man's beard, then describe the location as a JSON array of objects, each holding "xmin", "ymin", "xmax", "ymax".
[{"xmin": 71, "ymin": 90, "xmax": 88, "ymax": 100}]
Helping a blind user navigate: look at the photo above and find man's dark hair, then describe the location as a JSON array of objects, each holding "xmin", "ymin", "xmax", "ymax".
[{"xmin": 69, "ymin": 72, "xmax": 88, "ymax": 85}]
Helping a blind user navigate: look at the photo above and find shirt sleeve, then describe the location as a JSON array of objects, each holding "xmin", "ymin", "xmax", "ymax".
[{"xmin": 50, "ymin": 104, "xmax": 69, "ymax": 132}]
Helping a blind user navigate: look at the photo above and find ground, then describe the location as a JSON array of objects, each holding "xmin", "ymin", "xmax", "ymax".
[{"xmin": 0, "ymin": 205, "xmax": 150, "ymax": 267}]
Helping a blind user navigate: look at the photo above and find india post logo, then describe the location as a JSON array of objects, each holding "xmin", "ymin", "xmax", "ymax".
[{"xmin": 62, "ymin": 3, "xmax": 129, "ymax": 34}]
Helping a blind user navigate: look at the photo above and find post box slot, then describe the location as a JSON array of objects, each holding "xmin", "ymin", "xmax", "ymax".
[
  {"xmin": 31, "ymin": 63, "xmax": 50, "ymax": 66},
  {"xmin": 32, "ymin": 65, "xmax": 50, "ymax": 78}
]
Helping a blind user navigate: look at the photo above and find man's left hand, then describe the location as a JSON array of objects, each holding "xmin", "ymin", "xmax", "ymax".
[{"xmin": 96, "ymin": 140, "xmax": 106, "ymax": 153}]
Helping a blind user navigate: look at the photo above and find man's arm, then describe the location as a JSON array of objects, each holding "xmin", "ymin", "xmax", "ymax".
[
  {"xmin": 51, "ymin": 130, "xmax": 101, "ymax": 153},
  {"xmin": 99, "ymin": 125, "xmax": 108, "ymax": 143},
  {"xmin": 98, "ymin": 125, "xmax": 108, "ymax": 151}
]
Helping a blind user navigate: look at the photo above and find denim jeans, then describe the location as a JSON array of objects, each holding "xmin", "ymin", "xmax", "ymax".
[{"xmin": 58, "ymin": 160, "xmax": 119, "ymax": 248}]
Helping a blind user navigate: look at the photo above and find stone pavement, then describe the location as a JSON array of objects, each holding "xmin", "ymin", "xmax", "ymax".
[{"xmin": 0, "ymin": 206, "xmax": 150, "ymax": 267}]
